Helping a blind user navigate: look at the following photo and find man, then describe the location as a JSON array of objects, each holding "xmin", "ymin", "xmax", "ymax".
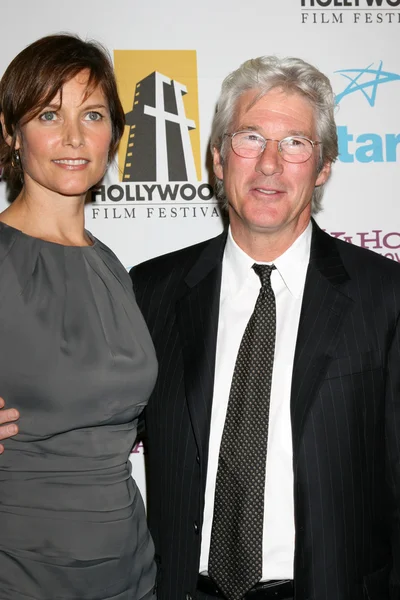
[
  {"xmin": 131, "ymin": 56, "xmax": 400, "ymax": 600},
  {"xmin": 2, "ymin": 56, "xmax": 400, "ymax": 600}
]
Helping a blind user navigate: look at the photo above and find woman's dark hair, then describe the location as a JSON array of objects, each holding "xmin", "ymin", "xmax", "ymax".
[{"xmin": 0, "ymin": 34, "xmax": 126, "ymax": 189}]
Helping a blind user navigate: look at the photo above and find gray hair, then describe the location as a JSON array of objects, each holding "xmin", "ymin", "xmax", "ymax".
[{"xmin": 210, "ymin": 56, "xmax": 338, "ymax": 213}]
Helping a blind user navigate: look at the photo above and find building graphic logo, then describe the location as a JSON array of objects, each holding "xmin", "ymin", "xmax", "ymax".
[
  {"xmin": 90, "ymin": 50, "xmax": 219, "ymax": 221},
  {"xmin": 114, "ymin": 50, "xmax": 201, "ymax": 183},
  {"xmin": 335, "ymin": 61, "xmax": 400, "ymax": 106},
  {"xmin": 123, "ymin": 72, "xmax": 197, "ymax": 182}
]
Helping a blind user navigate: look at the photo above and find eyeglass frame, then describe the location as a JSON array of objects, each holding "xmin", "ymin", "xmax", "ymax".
[{"xmin": 224, "ymin": 130, "xmax": 322, "ymax": 164}]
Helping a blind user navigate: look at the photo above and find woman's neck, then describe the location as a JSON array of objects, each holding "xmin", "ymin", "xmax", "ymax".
[{"xmin": 0, "ymin": 187, "xmax": 91, "ymax": 246}]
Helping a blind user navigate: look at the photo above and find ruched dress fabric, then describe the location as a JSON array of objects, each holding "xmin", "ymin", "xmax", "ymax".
[{"xmin": 0, "ymin": 222, "xmax": 158, "ymax": 600}]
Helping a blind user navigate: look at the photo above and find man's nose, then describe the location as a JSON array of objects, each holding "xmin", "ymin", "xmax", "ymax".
[{"xmin": 255, "ymin": 140, "xmax": 283, "ymax": 176}]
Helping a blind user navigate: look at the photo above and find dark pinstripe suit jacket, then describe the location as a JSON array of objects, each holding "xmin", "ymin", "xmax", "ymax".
[{"xmin": 131, "ymin": 221, "xmax": 400, "ymax": 600}]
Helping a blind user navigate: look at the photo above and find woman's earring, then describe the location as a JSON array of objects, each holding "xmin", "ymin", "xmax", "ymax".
[{"xmin": 11, "ymin": 149, "xmax": 21, "ymax": 169}]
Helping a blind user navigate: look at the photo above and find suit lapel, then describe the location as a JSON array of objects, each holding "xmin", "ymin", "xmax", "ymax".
[
  {"xmin": 176, "ymin": 232, "xmax": 227, "ymax": 464},
  {"xmin": 291, "ymin": 222, "xmax": 353, "ymax": 462}
]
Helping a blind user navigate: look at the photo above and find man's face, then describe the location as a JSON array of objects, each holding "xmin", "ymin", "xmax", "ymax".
[{"xmin": 213, "ymin": 88, "xmax": 331, "ymax": 245}]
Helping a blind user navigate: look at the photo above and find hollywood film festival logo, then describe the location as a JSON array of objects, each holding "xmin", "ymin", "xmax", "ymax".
[
  {"xmin": 91, "ymin": 50, "xmax": 219, "ymax": 221},
  {"xmin": 301, "ymin": 0, "xmax": 400, "ymax": 24},
  {"xmin": 328, "ymin": 61, "xmax": 400, "ymax": 262}
]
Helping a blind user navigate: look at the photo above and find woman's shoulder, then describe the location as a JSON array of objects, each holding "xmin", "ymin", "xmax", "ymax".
[
  {"xmin": 0, "ymin": 221, "xmax": 21, "ymax": 264},
  {"xmin": 90, "ymin": 234, "xmax": 132, "ymax": 284},
  {"xmin": 91, "ymin": 234, "xmax": 126, "ymax": 267}
]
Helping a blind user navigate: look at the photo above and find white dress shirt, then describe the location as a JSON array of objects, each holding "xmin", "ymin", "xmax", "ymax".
[{"xmin": 199, "ymin": 223, "xmax": 312, "ymax": 580}]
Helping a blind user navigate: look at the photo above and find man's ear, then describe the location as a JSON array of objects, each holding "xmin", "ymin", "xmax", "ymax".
[
  {"xmin": 316, "ymin": 160, "xmax": 331, "ymax": 187},
  {"xmin": 213, "ymin": 146, "xmax": 224, "ymax": 181},
  {"xmin": 0, "ymin": 114, "xmax": 19, "ymax": 149}
]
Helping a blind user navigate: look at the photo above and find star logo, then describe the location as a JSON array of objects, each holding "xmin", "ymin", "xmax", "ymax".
[{"xmin": 335, "ymin": 61, "xmax": 400, "ymax": 106}]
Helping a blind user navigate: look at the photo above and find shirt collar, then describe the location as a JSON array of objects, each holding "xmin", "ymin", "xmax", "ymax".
[{"xmin": 224, "ymin": 222, "xmax": 312, "ymax": 299}]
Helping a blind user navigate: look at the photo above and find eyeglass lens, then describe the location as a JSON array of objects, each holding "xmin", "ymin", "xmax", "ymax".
[{"xmin": 231, "ymin": 132, "xmax": 314, "ymax": 163}]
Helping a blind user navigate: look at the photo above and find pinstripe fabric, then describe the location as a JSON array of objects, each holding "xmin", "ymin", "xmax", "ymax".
[{"xmin": 131, "ymin": 221, "xmax": 400, "ymax": 600}]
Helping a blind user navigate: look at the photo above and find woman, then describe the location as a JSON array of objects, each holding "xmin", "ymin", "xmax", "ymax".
[{"xmin": 0, "ymin": 34, "xmax": 157, "ymax": 599}]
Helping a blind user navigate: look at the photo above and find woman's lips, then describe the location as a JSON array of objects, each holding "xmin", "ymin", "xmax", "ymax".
[{"xmin": 52, "ymin": 158, "xmax": 89, "ymax": 170}]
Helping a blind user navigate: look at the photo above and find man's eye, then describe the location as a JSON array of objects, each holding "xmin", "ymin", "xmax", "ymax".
[
  {"xmin": 244, "ymin": 133, "xmax": 263, "ymax": 143},
  {"xmin": 85, "ymin": 112, "xmax": 102, "ymax": 121},
  {"xmin": 39, "ymin": 111, "xmax": 56, "ymax": 122},
  {"xmin": 286, "ymin": 137, "xmax": 305, "ymax": 147}
]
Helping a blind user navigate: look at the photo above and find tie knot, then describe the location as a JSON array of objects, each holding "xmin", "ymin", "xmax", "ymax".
[{"xmin": 252, "ymin": 263, "xmax": 275, "ymax": 287}]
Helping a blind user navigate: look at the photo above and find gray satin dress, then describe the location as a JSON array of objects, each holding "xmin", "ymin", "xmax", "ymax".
[{"xmin": 0, "ymin": 222, "xmax": 158, "ymax": 600}]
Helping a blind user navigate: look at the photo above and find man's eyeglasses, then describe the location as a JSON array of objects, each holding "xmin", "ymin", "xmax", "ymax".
[{"xmin": 225, "ymin": 131, "xmax": 321, "ymax": 164}]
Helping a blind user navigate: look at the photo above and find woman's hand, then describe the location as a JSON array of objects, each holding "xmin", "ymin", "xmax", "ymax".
[{"xmin": 0, "ymin": 397, "xmax": 19, "ymax": 453}]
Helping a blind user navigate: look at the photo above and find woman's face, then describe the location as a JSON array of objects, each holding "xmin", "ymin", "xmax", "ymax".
[{"xmin": 16, "ymin": 69, "xmax": 112, "ymax": 200}]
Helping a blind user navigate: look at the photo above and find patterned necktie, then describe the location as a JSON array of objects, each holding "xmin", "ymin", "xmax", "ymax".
[{"xmin": 208, "ymin": 264, "xmax": 276, "ymax": 600}]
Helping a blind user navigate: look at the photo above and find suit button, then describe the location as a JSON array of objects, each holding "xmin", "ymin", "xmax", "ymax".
[
  {"xmin": 186, "ymin": 594, "xmax": 192, "ymax": 600},
  {"xmin": 193, "ymin": 521, "xmax": 199, "ymax": 534},
  {"xmin": 196, "ymin": 454, "xmax": 200, "ymax": 464}
]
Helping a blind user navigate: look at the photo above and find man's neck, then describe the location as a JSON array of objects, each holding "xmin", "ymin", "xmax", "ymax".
[{"xmin": 229, "ymin": 219, "xmax": 312, "ymax": 262}]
